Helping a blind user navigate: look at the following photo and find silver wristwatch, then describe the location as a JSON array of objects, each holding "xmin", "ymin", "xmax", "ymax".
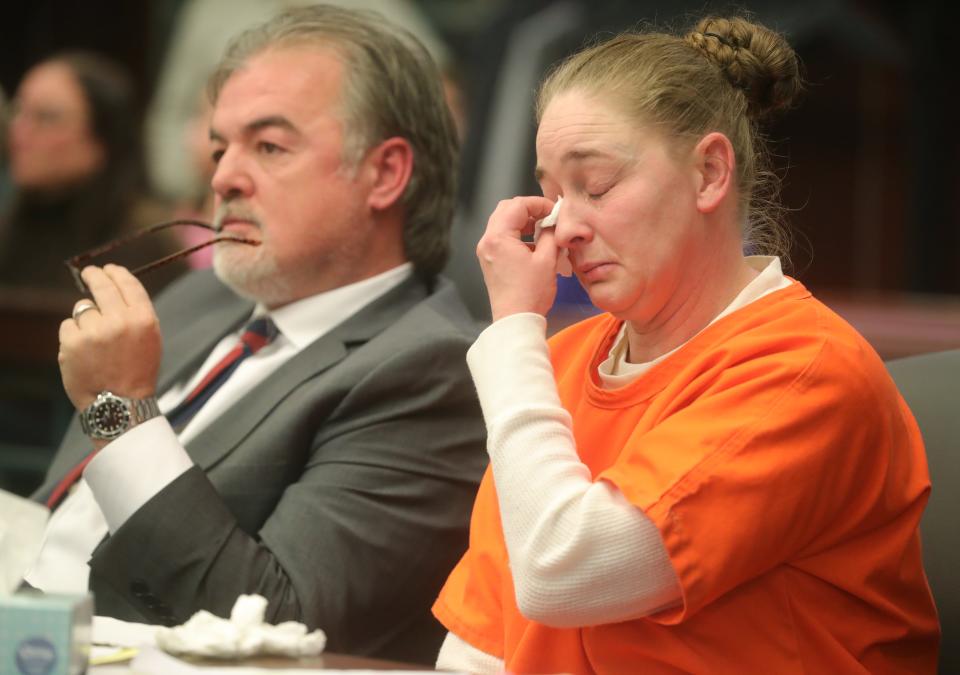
[{"xmin": 80, "ymin": 391, "xmax": 162, "ymax": 440}]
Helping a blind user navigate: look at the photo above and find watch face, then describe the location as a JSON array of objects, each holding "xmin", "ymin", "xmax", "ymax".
[{"xmin": 92, "ymin": 398, "xmax": 130, "ymax": 438}]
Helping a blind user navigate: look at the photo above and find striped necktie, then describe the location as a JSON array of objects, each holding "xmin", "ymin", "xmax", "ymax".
[{"xmin": 165, "ymin": 316, "xmax": 279, "ymax": 431}]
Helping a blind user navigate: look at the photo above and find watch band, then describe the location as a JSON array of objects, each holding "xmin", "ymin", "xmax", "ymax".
[{"xmin": 129, "ymin": 396, "xmax": 162, "ymax": 424}]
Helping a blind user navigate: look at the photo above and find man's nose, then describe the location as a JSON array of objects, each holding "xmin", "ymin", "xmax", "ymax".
[{"xmin": 210, "ymin": 148, "xmax": 254, "ymax": 198}]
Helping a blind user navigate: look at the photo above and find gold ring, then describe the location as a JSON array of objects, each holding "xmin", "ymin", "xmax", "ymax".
[{"xmin": 72, "ymin": 300, "xmax": 99, "ymax": 322}]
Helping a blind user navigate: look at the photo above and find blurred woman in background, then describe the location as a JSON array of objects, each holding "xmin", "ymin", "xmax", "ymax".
[
  {"xmin": 0, "ymin": 51, "xmax": 184, "ymax": 294},
  {"xmin": 0, "ymin": 84, "xmax": 11, "ymax": 213}
]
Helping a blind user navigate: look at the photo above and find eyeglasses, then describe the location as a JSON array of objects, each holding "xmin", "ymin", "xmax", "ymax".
[
  {"xmin": 10, "ymin": 103, "xmax": 79, "ymax": 129},
  {"xmin": 64, "ymin": 218, "xmax": 261, "ymax": 294}
]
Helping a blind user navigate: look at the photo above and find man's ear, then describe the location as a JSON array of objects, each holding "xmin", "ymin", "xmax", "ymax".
[
  {"xmin": 693, "ymin": 132, "xmax": 735, "ymax": 214},
  {"xmin": 365, "ymin": 137, "xmax": 414, "ymax": 212}
]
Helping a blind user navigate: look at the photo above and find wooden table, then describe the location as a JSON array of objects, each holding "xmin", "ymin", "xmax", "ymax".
[
  {"xmin": 185, "ymin": 652, "xmax": 428, "ymax": 670},
  {"xmin": 90, "ymin": 650, "xmax": 434, "ymax": 672}
]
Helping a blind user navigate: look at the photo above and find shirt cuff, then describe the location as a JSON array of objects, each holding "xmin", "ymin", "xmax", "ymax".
[
  {"xmin": 436, "ymin": 631, "xmax": 504, "ymax": 674},
  {"xmin": 467, "ymin": 313, "xmax": 562, "ymax": 426},
  {"xmin": 83, "ymin": 417, "xmax": 194, "ymax": 533}
]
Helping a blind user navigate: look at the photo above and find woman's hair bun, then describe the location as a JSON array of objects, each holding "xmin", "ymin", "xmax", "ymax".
[{"xmin": 686, "ymin": 17, "xmax": 802, "ymax": 118}]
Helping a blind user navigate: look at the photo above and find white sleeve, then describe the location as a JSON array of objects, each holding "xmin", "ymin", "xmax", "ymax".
[
  {"xmin": 83, "ymin": 417, "xmax": 194, "ymax": 533},
  {"xmin": 436, "ymin": 631, "xmax": 504, "ymax": 674},
  {"xmin": 467, "ymin": 313, "xmax": 682, "ymax": 627}
]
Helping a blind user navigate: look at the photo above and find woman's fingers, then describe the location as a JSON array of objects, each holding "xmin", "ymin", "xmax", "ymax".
[
  {"xmin": 477, "ymin": 196, "xmax": 562, "ymax": 320},
  {"xmin": 485, "ymin": 196, "xmax": 556, "ymax": 238}
]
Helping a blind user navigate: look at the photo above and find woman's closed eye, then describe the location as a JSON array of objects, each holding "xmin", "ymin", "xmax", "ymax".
[{"xmin": 583, "ymin": 183, "xmax": 613, "ymax": 201}]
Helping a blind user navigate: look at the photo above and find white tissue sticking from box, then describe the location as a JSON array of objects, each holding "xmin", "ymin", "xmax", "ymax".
[
  {"xmin": 0, "ymin": 489, "xmax": 49, "ymax": 594},
  {"xmin": 533, "ymin": 197, "xmax": 573, "ymax": 277},
  {"xmin": 155, "ymin": 594, "xmax": 326, "ymax": 658}
]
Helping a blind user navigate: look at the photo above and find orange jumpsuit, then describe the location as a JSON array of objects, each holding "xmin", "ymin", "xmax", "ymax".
[{"xmin": 435, "ymin": 282, "xmax": 939, "ymax": 674}]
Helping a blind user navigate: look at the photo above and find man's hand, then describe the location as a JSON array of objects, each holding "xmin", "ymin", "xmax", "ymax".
[
  {"xmin": 476, "ymin": 196, "xmax": 561, "ymax": 321},
  {"xmin": 58, "ymin": 265, "xmax": 162, "ymax": 411}
]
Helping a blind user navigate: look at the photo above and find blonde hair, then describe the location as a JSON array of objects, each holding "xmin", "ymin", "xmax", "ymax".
[{"xmin": 537, "ymin": 16, "xmax": 802, "ymax": 258}]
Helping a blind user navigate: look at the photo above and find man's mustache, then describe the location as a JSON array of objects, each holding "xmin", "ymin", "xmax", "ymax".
[{"xmin": 214, "ymin": 203, "xmax": 264, "ymax": 232}]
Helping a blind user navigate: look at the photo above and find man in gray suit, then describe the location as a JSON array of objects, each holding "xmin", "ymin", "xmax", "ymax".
[{"xmin": 30, "ymin": 5, "xmax": 486, "ymax": 664}]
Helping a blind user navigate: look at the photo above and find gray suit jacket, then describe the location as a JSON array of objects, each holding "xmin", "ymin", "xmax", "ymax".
[{"xmin": 35, "ymin": 270, "xmax": 488, "ymax": 664}]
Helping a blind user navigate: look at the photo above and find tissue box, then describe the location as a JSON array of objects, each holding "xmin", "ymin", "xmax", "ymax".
[{"xmin": 0, "ymin": 592, "xmax": 92, "ymax": 675}]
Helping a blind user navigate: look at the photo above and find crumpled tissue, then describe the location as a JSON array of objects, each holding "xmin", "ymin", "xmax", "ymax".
[
  {"xmin": 0, "ymin": 489, "xmax": 49, "ymax": 594},
  {"xmin": 533, "ymin": 197, "xmax": 573, "ymax": 277},
  {"xmin": 155, "ymin": 594, "xmax": 326, "ymax": 658}
]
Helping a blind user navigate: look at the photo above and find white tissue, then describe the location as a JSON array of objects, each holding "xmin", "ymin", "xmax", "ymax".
[
  {"xmin": 533, "ymin": 197, "xmax": 573, "ymax": 277},
  {"xmin": 0, "ymin": 489, "xmax": 49, "ymax": 594},
  {"xmin": 155, "ymin": 594, "xmax": 326, "ymax": 658}
]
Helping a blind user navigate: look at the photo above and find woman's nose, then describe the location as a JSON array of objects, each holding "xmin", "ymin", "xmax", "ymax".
[{"xmin": 552, "ymin": 200, "xmax": 592, "ymax": 249}]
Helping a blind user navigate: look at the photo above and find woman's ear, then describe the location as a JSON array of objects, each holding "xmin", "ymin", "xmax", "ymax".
[
  {"xmin": 364, "ymin": 136, "xmax": 414, "ymax": 212},
  {"xmin": 693, "ymin": 132, "xmax": 735, "ymax": 214}
]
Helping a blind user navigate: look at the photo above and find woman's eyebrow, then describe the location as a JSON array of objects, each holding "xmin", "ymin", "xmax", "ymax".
[{"xmin": 535, "ymin": 147, "xmax": 627, "ymax": 182}]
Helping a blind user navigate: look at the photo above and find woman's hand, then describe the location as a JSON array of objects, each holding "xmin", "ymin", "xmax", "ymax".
[{"xmin": 476, "ymin": 196, "xmax": 561, "ymax": 321}]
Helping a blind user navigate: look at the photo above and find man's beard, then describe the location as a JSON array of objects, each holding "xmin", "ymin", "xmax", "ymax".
[
  {"xmin": 212, "ymin": 201, "xmax": 295, "ymax": 306},
  {"xmin": 213, "ymin": 242, "xmax": 294, "ymax": 307}
]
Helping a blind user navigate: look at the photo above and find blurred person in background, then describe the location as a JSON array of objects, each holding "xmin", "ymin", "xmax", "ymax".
[
  {"xmin": 0, "ymin": 54, "xmax": 186, "ymax": 488},
  {"xmin": 0, "ymin": 51, "xmax": 185, "ymax": 294},
  {"xmin": 169, "ymin": 89, "xmax": 217, "ymax": 268},
  {"xmin": 0, "ymin": 84, "xmax": 11, "ymax": 213}
]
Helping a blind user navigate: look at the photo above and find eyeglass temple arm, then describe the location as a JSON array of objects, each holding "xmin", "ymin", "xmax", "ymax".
[
  {"xmin": 129, "ymin": 235, "xmax": 261, "ymax": 277},
  {"xmin": 65, "ymin": 219, "xmax": 218, "ymax": 267}
]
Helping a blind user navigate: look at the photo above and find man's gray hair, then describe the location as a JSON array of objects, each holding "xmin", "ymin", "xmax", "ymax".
[{"xmin": 208, "ymin": 4, "xmax": 459, "ymax": 279}]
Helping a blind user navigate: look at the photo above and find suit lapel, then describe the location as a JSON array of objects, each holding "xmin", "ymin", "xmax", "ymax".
[
  {"xmin": 156, "ymin": 293, "xmax": 253, "ymax": 395},
  {"xmin": 182, "ymin": 276, "xmax": 429, "ymax": 470}
]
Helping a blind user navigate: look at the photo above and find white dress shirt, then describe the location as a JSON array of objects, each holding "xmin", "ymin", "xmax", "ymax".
[{"xmin": 26, "ymin": 264, "xmax": 412, "ymax": 593}]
